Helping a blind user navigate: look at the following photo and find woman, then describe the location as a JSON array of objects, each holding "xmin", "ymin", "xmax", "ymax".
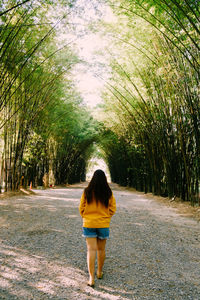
[{"xmin": 79, "ymin": 169, "xmax": 116, "ymax": 287}]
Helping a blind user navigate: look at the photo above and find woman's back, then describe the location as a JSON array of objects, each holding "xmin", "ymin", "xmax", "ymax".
[{"xmin": 79, "ymin": 191, "xmax": 116, "ymax": 228}]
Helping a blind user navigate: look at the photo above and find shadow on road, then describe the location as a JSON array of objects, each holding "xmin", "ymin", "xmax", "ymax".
[{"xmin": 0, "ymin": 186, "xmax": 133, "ymax": 299}]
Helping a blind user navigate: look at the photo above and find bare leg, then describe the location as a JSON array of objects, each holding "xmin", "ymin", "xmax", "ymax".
[
  {"xmin": 86, "ymin": 238, "xmax": 97, "ymax": 285},
  {"xmin": 97, "ymin": 238, "xmax": 106, "ymax": 278}
]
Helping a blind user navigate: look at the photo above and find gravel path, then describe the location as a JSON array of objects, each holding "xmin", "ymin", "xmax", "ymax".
[{"xmin": 0, "ymin": 183, "xmax": 200, "ymax": 300}]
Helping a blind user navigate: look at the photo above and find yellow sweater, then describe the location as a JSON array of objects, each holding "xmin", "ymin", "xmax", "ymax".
[{"xmin": 79, "ymin": 192, "xmax": 116, "ymax": 228}]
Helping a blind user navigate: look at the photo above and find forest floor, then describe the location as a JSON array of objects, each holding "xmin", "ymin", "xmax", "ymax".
[{"xmin": 0, "ymin": 183, "xmax": 200, "ymax": 299}]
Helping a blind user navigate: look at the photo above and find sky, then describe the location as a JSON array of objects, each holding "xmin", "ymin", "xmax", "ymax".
[
  {"xmin": 52, "ymin": 0, "xmax": 116, "ymax": 109},
  {"xmin": 86, "ymin": 157, "xmax": 111, "ymax": 182},
  {"xmin": 68, "ymin": 0, "xmax": 115, "ymax": 108}
]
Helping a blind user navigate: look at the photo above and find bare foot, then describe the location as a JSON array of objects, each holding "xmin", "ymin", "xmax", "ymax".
[
  {"xmin": 97, "ymin": 272, "xmax": 103, "ymax": 279},
  {"xmin": 87, "ymin": 277, "xmax": 95, "ymax": 287}
]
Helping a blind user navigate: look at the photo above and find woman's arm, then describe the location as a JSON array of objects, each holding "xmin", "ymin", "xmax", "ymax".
[
  {"xmin": 79, "ymin": 192, "xmax": 86, "ymax": 217},
  {"xmin": 109, "ymin": 194, "xmax": 116, "ymax": 216}
]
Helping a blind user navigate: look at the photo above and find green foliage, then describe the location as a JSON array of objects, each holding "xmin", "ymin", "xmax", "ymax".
[
  {"xmin": 100, "ymin": 0, "xmax": 200, "ymax": 204},
  {"xmin": 0, "ymin": 0, "xmax": 199, "ymax": 205},
  {"xmin": 0, "ymin": 0, "xmax": 99, "ymax": 190}
]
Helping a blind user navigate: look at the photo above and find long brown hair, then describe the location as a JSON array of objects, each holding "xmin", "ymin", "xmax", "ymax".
[{"xmin": 84, "ymin": 169, "xmax": 112, "ymax": 208}]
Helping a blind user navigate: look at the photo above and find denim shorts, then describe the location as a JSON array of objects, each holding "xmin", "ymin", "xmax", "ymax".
[{"xmin": 82, "ymin": 227, "xmax": 109, "ymax": 239}]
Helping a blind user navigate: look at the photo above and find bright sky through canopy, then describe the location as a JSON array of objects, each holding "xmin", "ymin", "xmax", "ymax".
[{"xmin": 68, "ymin": 0, "xmax": 116, "ymax": 108}]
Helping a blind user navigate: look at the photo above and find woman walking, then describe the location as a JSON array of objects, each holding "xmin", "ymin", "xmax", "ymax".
[{"xmin": 79, "ymin": 169, "xmax": 116, "ymax": 287}]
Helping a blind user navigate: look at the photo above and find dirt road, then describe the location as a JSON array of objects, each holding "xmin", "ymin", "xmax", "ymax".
[{"xmin": 0, "ymin": 183, "xmax": 200, "ymax": 299}]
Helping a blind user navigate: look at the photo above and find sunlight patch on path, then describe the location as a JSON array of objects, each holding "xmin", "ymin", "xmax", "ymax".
[
  {"xmin": 0, "ymin": 242, "xmax": 130, "ymax": 299},
  {"xmin": 86, "ymin": 156, "xmax": 111, "ymax": 182},
  {"xmin": 0, "ymin": 185, "xmax": 200, "ymax": 299}
]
